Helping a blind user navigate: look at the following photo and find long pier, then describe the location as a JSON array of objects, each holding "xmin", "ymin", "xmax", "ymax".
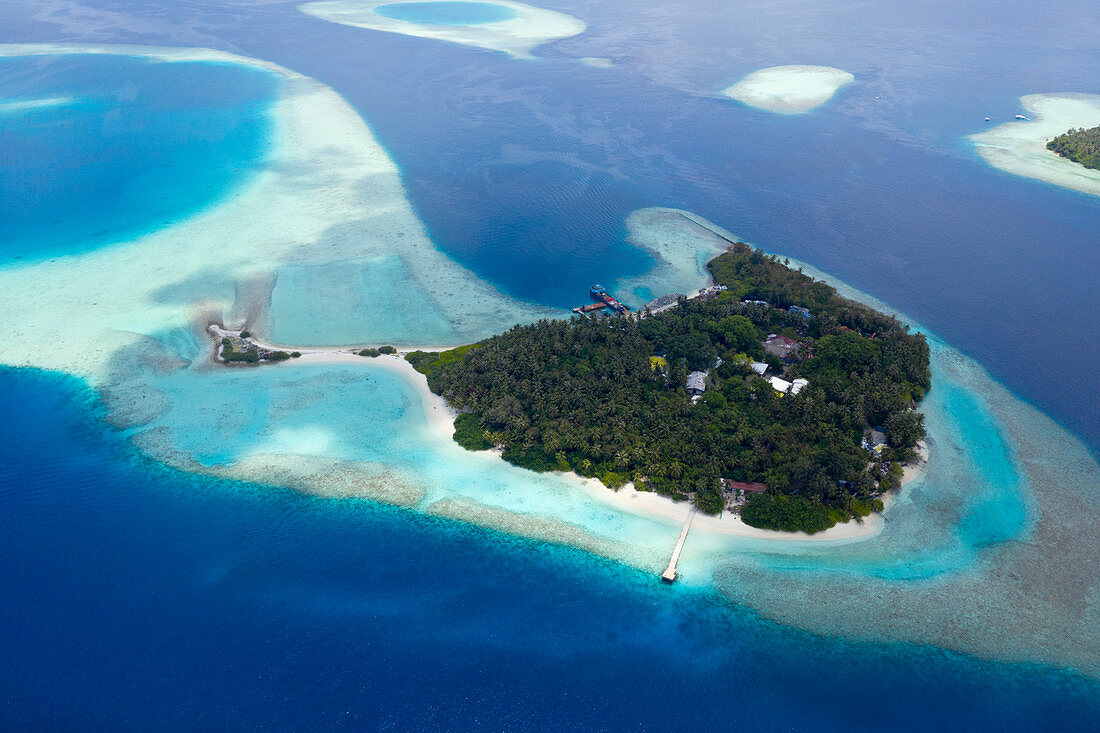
[
  {"xmin": 674, "ymin": 210, "xmax": 741, "ymax": 246},
  {"xmin": 661, "ymin": 507, "xmax": 696, "ymax": 583}
]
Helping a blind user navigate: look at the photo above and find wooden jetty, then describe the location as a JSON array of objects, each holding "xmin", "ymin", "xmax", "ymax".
[
  {"xmin": 571, "ymin": 302, "xmax": 609, "ymax": 315},
  {"xmin": 661, "ymin": 507, "xmax": 696, "ymax": 583}
]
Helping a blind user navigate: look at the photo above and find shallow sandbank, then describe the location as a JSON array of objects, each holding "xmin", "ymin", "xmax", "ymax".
[
  {"xmin": 722, "ymin": 65, "xmax": 854, "ymax": 114},
  {"xmin": 298, "ymin": 0, "xmax": 586, "ymax": 58}
]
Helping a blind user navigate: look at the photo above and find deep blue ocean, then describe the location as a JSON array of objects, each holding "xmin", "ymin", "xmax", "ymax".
[
  {"xmin": 2, "ymin": 368, "xmax": 1097, "ymax": 729},
  {"xmin": 2, "ymin": 0, "xmax": 1099, "ymax": 728}
]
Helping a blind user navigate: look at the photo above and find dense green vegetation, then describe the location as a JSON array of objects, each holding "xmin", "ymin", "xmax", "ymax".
[
  {"xmin": 357, "ymin": 345, "xmax": 396, "ymax": 358},
  {"xmin": 220, "ymin": 338, "xmax": 259, "ymax": 363},
  {"xmin": 740, "ymin": 494, "xmax": 847, "ymax": 534},
  {"xmin": 1047, "ymin": 125, "xmax": 1100, "ymax": 170},
  {"xmin": 219, "ymin": 338, "xmax": 295, "ymax": 363},
  {"xmin": 453, "ymin": 412, "xmax": 493, "ymax": 451},
  {"xmin": 406, "ymin": 343, "xmax": 481, "ymax": 378},
  {"xmin": 408, "ymin": 245, "xmax": 929, "ymax": 533},
  {"xmin": 741, "ymin": 493, "xmax": 883, "ymax": 533}
]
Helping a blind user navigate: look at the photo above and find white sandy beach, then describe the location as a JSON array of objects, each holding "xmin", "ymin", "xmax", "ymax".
[
  {"xmin": 969, "ymin": 93, "xmax": 1100, "ymax": 196},
  {"xmin": 298, "ymin": 0, "xmax": 586, "ymax": 58},
  {"xmin": 722, "ymin": 65, "xmax": 855, "ymax": 114},
  {"xmin": 234, "ymin": 326, "xmax": 917, "ymax": 544}
]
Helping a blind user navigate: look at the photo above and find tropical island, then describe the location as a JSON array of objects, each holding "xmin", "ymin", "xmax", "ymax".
[
  {"xmin": 968, "ymin": 94, "xmax": 1100, "ymax": 197},
  {"xmin": 406, "ymin": 244, "xmax": 930, "ymax": 534},
  {"xmin": 1047, "ymin": 124, "xmax": 1100, "ymax": 170}
]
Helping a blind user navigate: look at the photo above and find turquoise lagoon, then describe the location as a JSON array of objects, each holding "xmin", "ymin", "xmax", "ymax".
[
  {"xmin": 374, "ymin": 2, "xmax": 517, "ymax": 26},
  {"xmin": 0, "ymin": 54, "xmax": 277, "ymax": 265}
]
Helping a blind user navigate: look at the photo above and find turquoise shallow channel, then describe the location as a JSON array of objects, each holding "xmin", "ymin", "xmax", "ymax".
[
  {"xmin": 0, "ymin": 55, "xmax": 277, "ymax": 265},
  {"xmin": 373, "ymin": 1, "xmax": 516, "ymax": 26}
]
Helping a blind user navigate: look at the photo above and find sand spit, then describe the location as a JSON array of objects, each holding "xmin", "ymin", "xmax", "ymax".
[
  {"xmin": 223, "ymin": 335, "xmax": 461, "ymax": 437},
  {"xmin": 298, "ymin": 0, "xmax": 586, "ymax": 58},
  {"xmin": 722, "ymin": 65, "xmax": 854, "ymax": 114},
  {"xmin": 968, "ymin": 93, "xmax": 1100, "ymax": 196}
]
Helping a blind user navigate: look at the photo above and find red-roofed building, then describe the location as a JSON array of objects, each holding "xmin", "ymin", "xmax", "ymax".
[
  {"xmin": 725, "ymin": 480, "xmax": 767, "ymax": 494},
  {"xmin": 764, "ymin": 335, "xmax": 800, "ymax": 360}
]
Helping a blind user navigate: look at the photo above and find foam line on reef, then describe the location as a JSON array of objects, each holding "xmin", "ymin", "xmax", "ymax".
[
  {"xmin": 968, "ymin": 94, "xmax": 1100, "ymax": 196},
  {"xmin": 298, "ymin": 0, "xmax": 586, "ymax": 58}
]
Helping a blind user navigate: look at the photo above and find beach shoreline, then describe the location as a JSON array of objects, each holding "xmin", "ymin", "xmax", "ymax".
[{"xmin": 231, "ymin": 326, "xmax": 923, "ymax": 544}]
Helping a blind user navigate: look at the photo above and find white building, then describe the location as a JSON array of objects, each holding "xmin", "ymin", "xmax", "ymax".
[{"xmin": 769, "ymin": 376, "xmax": 809, "ymax": 395}]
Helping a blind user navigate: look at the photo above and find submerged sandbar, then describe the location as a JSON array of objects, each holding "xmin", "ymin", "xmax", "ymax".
[{"xmin": 0, "ymin": 95, "xmax": 77, "ymax": 115}]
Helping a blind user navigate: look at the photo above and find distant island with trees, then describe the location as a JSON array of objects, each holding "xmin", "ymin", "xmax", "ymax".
[
  {"xmin": 406, "ymin": 244, "xmax": 930, "ymax": 534},
  {"xmin": 1047, "ymin": 124, "xmax": 1100, "ymax": 170}
]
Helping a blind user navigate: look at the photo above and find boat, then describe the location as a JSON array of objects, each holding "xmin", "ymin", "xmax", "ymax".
[
  {"xmin": 590, "ymin": 284, "xmax": 630, "ymax": 314},
  {"xmin": 1015, "ymin": 114, "xmax": 1029, "ymax": 120}
]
